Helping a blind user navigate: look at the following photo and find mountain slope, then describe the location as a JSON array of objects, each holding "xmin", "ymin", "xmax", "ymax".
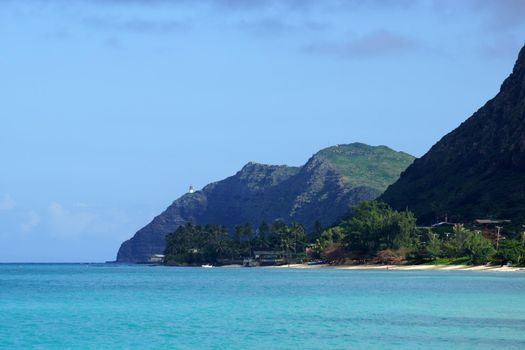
[
  {"xmin": 117, "ymin": 143, "xmax": 414, "ymax": 262},
  {"xmin": 382, "ymin": 44, "xmax": 525, "ymax": 224}
]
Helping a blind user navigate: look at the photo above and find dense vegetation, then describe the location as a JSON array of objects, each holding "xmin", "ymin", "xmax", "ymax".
[
  {"xmin": 164, "ymin": 221, "xmax": 313, "ymax": 265},
  {"xmin": 314, "ymin": 202, "xmax": 524, "ymax": 266},
  {"xmin": 164, "ymin": 201, "xmax": 525, "ymax": 266}
]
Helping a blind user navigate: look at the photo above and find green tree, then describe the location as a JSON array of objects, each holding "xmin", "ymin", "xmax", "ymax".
[
  {"xmin": 290, "ymin": 222, "xmax": 306, "ymax": 254},
  {"xmin": 239, "ymin": 223, "xmax": 254, "ymax": 256},
  {"xmin": 343, "ymin": 201, "xmax": 418, "ymax": 258},
  {"xmin": 270, "ymin": 219, "xmax": 288, "ymax": 249},
  {"xmin": 450, "ymin": 224, "xmax": 470, "ymax": 257},
  {"xmin": 311, "ymin": 227, "xmax": 345, "ymax": 256},
  {"xmin": 233, "ymin": 224, "xmax": 246, "ymax": 257},
  {"xmin": 496, "ymin": 239, "xmax": 525, "ymax": 266},
  {"xmin": 310, "ymin": 220, "xmax": 324, "ymax": 241},
  {"xmin": 165, "ymin": 223, "xmax": 234, "ymax": 264},
  {"xmin": 257, "ymin": 221, "xmax": 271, "ymax": 249},
  {"xmin": 207, "ymin": 224, "xmax": 229, "ymax": 262},
  {"xmin": 464, "ymin": 230, "xmax": 496, "ymax": 265},
  {"xmin": 424, "ymin": 230, "xmax": 442, "ymax": 260}
]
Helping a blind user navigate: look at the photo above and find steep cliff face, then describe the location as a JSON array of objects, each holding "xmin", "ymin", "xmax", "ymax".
[
  {"xmin": 117, "ymin": 143, "xmax": 414, "ymax": 262},
  {"xmin": 382, "ymin": 44, "xmax": 525, "ymax": 224}
]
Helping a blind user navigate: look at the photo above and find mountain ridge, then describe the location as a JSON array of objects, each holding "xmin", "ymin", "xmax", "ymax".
[
  {"xmin": 381, "ymin": 44, "xmax": 525, "ymax": 224},
  {"xmin": 117, "ymin": 143, "xmax": 414, "ymax": 262}
]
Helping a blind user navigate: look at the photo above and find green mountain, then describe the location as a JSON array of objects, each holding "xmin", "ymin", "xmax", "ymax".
[
  {"xmin": 116, "ymin": 143, "xmax": 414, "ymax": 262},
  {"xmin": 315, "ymin": 143, "xmax": 415, "ymax": 190},
  {"xmin": 382, "ymin": 44, "xmax": 525, "ymax": 224}
]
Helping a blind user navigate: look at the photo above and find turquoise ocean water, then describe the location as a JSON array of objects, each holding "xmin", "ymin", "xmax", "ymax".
[{"xmin": 0, "ymin": 264, "xmax": 524, "ymax": 349}]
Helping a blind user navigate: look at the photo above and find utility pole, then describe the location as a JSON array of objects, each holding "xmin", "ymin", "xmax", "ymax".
[{"xmin": 495, "ymin": 226, "xmax": 502, "ymax": 250}]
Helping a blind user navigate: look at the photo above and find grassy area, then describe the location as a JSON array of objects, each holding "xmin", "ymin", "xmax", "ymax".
[{"xmin": 315, "ymin": 143, "xmax": 415, "ymax": 192}]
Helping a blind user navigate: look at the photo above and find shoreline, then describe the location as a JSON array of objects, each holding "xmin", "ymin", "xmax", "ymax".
[{"xmin": 266, "ymin": 263, "xmax": 525, "ymax": 272}]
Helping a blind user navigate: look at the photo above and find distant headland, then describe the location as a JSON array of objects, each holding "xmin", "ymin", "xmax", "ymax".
[{"xmin": 116, "ymin": 44, "xmax": 525, "ymax": 270}]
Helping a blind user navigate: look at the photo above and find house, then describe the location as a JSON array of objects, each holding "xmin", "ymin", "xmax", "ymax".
[
  {"xmin": 149, "ymin": 254, "xmax": 165, "ymax": 264},
  {"xmin": 252, "ymin": 251, "xmax": 286, "ymax": 266}
]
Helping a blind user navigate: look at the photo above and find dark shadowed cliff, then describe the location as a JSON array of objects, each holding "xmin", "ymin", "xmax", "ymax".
[
  {"xmin": 117, "ymin": 143, "xmax": 414, "ymax": 262},
  {"xmin": 382, "ymin": 44, "xmax": 525, "ymax": 224}
]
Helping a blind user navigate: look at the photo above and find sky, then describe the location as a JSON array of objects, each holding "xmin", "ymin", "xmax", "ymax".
[{"xmin": 1, "ymin": 0, "xmax": 524, "ymax": 262}]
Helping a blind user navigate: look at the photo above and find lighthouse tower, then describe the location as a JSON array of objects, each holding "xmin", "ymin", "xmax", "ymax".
[{"xmin": 188, "ymin": 185, "xmax": 194, "ymax": 194}]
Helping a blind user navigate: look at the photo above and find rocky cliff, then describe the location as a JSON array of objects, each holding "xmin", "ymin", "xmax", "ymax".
[
  {"xmin": 382, "ymin": 44, "xmax": 525, "ymax": 224},
  {"xmin": 117, "ymin": 143, "xmax": 414, "ymax": 262}
]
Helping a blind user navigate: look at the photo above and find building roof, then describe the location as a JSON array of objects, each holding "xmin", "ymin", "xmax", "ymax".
[
  {"xmin": 475, "ymin": 219, "xmax": 511, "ymax": 224},
  {"xmin": 431, "ymin": 222, "xmax": 456, "ymax": 228}
]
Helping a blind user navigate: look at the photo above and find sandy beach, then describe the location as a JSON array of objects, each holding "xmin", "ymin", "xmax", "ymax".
[{"xmin": 268, "ymin": 263, "xmax": 525, "ymax": 272}]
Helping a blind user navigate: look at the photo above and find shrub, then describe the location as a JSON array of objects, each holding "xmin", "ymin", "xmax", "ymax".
[
  {"xmin": 495, "ymin": 240, "xmax": 525, "ymax": 266},
  {"xmin": 374, "ymin": 248, "xmax": 408, "ymax": 265},
  {"xmin": 464, "ymin": 231, "xmax": 496, "ymax": 265},
  {"xmin": 321, "ymin": 243, "xmax": 349, "ymax": 264}
]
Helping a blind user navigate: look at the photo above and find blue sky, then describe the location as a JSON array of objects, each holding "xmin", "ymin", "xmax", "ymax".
[{"xmin": 1, "ymin": 0, "xmax": 524, "ymax": 262}]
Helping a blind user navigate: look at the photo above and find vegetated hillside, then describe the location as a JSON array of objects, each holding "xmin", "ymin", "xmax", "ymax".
[
  {"xmin": 117, "ymin": 143, "xmax": 415, "ymax": 262},
  {"xmin": 315, "ymin": 143, "xmax": 415, "ymax": 190},
  {"xmin": 382, "ymin": 44, "xmax": 525, "ymax": 224}
]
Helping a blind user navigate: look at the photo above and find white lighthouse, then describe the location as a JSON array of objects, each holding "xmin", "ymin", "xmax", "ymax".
[{"xmin": 188, "ymin": 185, "xmax": 194, "ymax": 194}]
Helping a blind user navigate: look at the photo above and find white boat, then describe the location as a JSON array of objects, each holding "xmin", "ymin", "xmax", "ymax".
[{"xmin": 201, "ymin": 264, "xmax": 214, "ymax": 268}]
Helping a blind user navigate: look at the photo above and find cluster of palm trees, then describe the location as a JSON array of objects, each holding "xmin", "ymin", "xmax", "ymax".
[{"xmin": 164, "ymin": 220, "xmax": 319, "ymax": 265}]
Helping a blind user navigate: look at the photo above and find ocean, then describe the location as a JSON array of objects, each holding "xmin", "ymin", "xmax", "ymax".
[{"xmin": 0, "ymin": 264, "xmax": 524, "ymax": 349}]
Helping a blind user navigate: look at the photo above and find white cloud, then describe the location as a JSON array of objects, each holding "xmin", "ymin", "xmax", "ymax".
[
  {"xmin": 46, "ymin": 202, "xmax": 134, "ymax": 239},
  {"xmin": 303, "ymin": 30, "xmax": 418, "ymax": 59},
  {"xmin": 20, "ymin": 211, "xmax": 40, "ymax": 232},
  {"xmin": 48, "ymin": 202, "xmax": 97, "ymax": 237},
  {"xmin": 0, "ymin": 194, "xmax": 16, "ymax": 211}
]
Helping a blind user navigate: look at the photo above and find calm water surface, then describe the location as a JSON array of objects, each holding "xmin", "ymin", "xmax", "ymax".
[{"xmin": 0, "ymin": 264, "xmax": 524, "ymax": 349}]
